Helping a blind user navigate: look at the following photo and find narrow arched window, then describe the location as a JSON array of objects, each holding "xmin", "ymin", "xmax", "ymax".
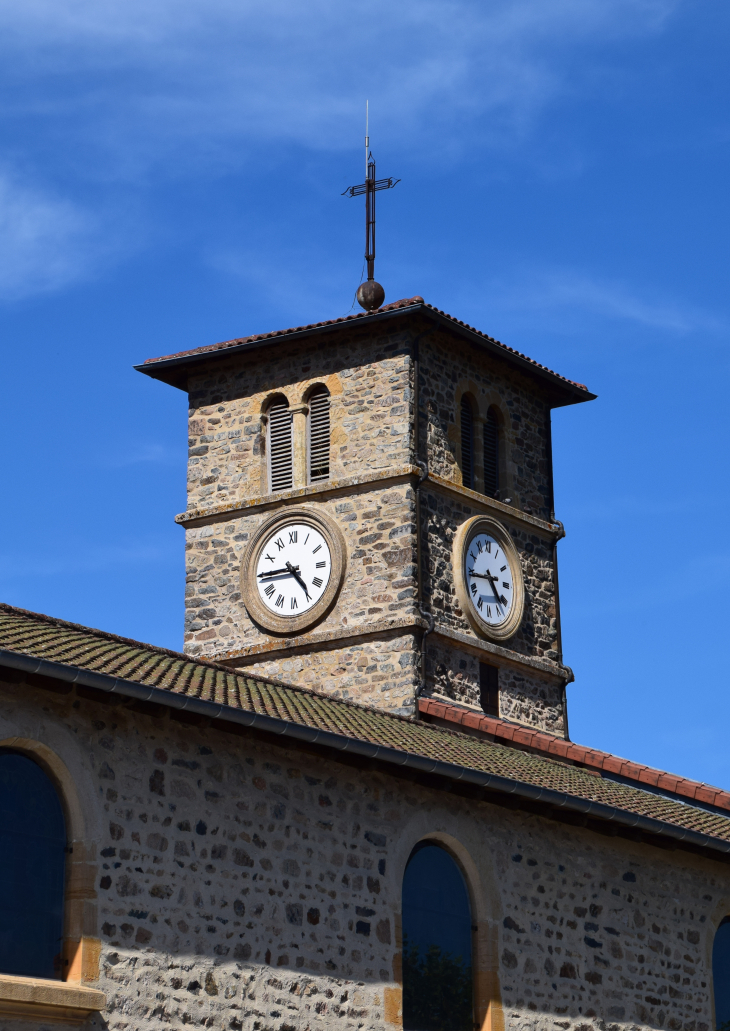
[
  {"xmin": 0, "ymin": 752, "xmax": 66, "ymax": 978},
  {"xmin": 267, "ymin": 397, "xmax": 293, "ymax": 492},
  {"xmin": 402, "ymin": 842, "xmax": 473, "ymax": 1031},
  {"xmin": 713, "ymin": 917, "xmax": 730, "ymax": 1028},
  {"xmin": 308, "ymin": 387, "xmax": 330, "ymax": 484},
  {"xmin": 484, "ymin": 407, "xmax": 500, "ymax": 499},
  {"xmin": 460, "ymin": 396, "xmax": 474, "ymax": 490}
]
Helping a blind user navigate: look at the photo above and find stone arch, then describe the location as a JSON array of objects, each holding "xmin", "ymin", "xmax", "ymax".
[
  {"xmin": 706, "ymin": 896, "xmax": 730, "ymax": 1030},
  {"xmin": 454, "ymin": 384, "xmax": 478, "ymax": 492},
  {"xmin": 388, "ymin": 811, "xmax": 505, "ymax": 1031},
  {"xmin": 480, "ymin": 391, "xmax": 512, "ymax": 504},
  {"xmin": 0, "ymin": 735, "xmax": 101, "ymax": 984}
]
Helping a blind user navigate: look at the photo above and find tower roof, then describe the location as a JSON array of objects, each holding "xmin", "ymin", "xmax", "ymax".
[{"xmin": 135, "ymin": 296, "xmax": 596, "ymax": 408}]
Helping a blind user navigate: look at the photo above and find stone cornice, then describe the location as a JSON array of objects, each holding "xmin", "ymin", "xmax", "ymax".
[
  {"xmin": 205, "ymin": 615, "xmax": 421, "ymax": 667},
  {"xmin": 176, "ymin": 466, "xmax": 421, "ymax": 527},
  {"xmin": 429, "ymin": 625, "xmax": 573, "ymax": 683},
  {"xmin": 208, "ymin": 614, "xmax": 572, "ymax": 683},
  {"xmin": 176, "ymin": 467, "xmax": 562, "ymax": 538}
]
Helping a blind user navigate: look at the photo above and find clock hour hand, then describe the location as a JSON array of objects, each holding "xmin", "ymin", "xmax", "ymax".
[
  {"xmin": 470, "ymin": 569, "xmax": 505, "ymax": 606},
  {"xmin": 258, "ymin": 565, "xmax": 300, "ymax": 578},
  {"xmin": 286, "ymin": 561, "xmax": 311, "ymax": 601}
]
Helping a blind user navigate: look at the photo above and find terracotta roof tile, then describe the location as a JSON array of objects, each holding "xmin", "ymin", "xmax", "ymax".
[
  {"xmin": 419, "ymin": 697, "xmax": 730, "ymax": 815},
  {"xmin": 140, "ymin": 296, "xmax": 592, "ymax": 398},
  {"xmin": 0, "ymin": 603, "xmax": 728, "ymax": 845}
]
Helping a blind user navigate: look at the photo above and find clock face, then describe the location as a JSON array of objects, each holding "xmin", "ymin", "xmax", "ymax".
[
  {"xmin": 255, "ymin": 523, "xmax": 332, "ymax": 616},
  {"xmin": 464, "ymin": 531, "xmax": 515, "ymax": 627}
]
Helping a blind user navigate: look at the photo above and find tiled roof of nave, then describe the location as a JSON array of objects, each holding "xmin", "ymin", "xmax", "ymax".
[{"xmin": 0, "ymin": 602, "xmax": 728, "ymax": 845}]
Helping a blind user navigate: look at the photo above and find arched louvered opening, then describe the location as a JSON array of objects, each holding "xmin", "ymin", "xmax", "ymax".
[
  {"xmin": 460, "ymin": 396, "xmax": 474, "ymax": 490},
  {"xmin": 713, "ymin": 917, "xmax": 730, "ymax": 1028},
  {"xmin": 267, "ymin": 398, "xmax": 293, "ymax": 492},
  {"xmin": 483, "ymin": 407, "xmax": 500, "ymax": 499},
  {"xmin": 0, "ymin": 751, "xmax": 66, "ymax": 978},
  {"xmin": 308, "ymin": 387, "xmax": 331, "ymax": 484},
  {"xmin": 402, "ymin": 842, "xmax": 473, "ymax": 1031}
]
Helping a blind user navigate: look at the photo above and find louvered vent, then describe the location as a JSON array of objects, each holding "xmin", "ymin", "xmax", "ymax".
[
  {"xmin": 460, "ymin": 396, "xmax": 474, "ymax": 490},
  {"xmin": 308, "ymin": 389, "xmax": 330, "ymax": 483},
  {"xmin": 268, "ymin": 400, "xmax": 293, "ymax": 492},
  {"xmin": 484, "ymin": 409, "xmax": 499, "ymax": 498}
]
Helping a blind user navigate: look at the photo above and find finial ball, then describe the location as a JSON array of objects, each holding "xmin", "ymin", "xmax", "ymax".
[{"xmin": 357, "ymin": 281, "xmax": 385, "ymax": 311}]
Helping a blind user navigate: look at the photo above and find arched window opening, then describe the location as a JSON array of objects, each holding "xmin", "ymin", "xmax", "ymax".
[
  {"xmin": 484, "ymin": 407, "xmax": 500, "ymax": 499},
  {"xmin": 402, "ymin": 842, "xmax": 473, "ymax": 1031},
  {"xmin": 267, "ymin": 398, "xmax": 293, "ymax": 492},
  {"xmin": 308, "ymin": 387, "xmax": 331, "ymax": 484},
  {"xmin": 713, "ymin": 917, "xmax": 730, "ymax": 1028},
  {"xmin": 0, "ymin": 751, "xmax": 66, "ymax": 979},
  {"xmin": 460, "ymin": 396, "xmax": 474, "ymax": 490}
]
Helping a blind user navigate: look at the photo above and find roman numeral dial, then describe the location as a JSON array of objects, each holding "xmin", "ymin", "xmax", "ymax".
[
  {"xmin": 464, "ymin": 530, "xmax": 515, "ymax": 628},
  {"xmin": 255, "ymin": 523, "xmax": 332, "ymax": 616}
]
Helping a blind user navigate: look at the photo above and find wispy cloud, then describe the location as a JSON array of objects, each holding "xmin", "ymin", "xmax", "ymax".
[
  {"xmin": 0, "ymin": 0, "xmax": 682, "ymax": 300},
  {"xmin": 0, "ymin": 0, "xmax": 679, "ymax": 171},
  {"xmin": 488, "ymin": 267, "xmax": 724, "ymax": 333},
  {"xmin": 0, "ymin": 172, "xmax": 102, "ymax": 300}
]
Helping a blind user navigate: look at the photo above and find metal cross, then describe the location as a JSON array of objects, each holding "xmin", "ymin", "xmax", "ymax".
[{"xmin": 342, "ymin": 151, "xmax": 400, "ymax": 286}]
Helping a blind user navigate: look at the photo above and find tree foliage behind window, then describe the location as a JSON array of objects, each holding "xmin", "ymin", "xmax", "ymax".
[{"xmin": 402, "ymin": 843, "xmax": 473, "ymax": 1031}]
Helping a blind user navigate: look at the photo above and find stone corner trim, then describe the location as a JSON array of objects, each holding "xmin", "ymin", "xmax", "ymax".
[{"xmin": 0, "ymin": 973, "xmax": 106, "ymax": 1026}]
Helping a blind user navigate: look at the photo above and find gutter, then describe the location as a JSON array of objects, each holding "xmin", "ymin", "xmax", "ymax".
[{"xmin": 2, "ymin": 648, "xmax": 729, "ymax": 859}]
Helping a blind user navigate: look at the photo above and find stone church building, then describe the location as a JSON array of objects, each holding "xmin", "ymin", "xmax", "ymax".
[{"xmin": 1, "ymin": 296, "xmax": 729, "ymax": 1031}]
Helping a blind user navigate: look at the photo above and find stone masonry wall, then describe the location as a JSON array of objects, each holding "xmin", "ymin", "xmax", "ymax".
[
  {"xmin": 237, "ymin": 631, "xmax": 419, "ymax": 714},
  {"xmin": 183, "ymin": 482, "xmax": 419, "ymax": 714},
  {"xmin": 181, "ymin": 317, "xmax": 566, "ymax": 729},
  {"xmin": 425, "ymin": 637, "xmax": 565, "ymax": 736},
  {"xmin": 185, "ymin": 327, "xmax": 414, "ymax": 513},
  {"xmin": 422, "ymin": 487, "xmax": 558, "ymax": 662},
  {"xmin": 0, "ymin": 674, "xmax": 727, "ymax": 1031},
  {"xmin": 419, "ymin": 328, "xmax": 554, "ymax": 521}
]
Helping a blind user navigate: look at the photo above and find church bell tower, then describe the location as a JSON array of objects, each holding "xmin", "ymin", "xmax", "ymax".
[{"xmin": 136, "ymin": 298, "xmax": 594, "ymax": 737}]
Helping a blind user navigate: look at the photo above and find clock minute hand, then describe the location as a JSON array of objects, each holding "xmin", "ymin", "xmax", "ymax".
[
  {"xmin": 286, "ymin": 561, "xmax": 311, "ymax": 601},
  {"xmin": 258, "ymin": 565, "xmax": 300, "ymax": 578},
  {"xmin": 484, "ymin": 570, "xmax": 507, "ymax": 606}
]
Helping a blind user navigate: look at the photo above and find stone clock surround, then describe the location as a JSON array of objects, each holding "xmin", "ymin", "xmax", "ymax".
[{"xmin": 165, "ymin": 312, "xmax": 584, "ymax": 731}]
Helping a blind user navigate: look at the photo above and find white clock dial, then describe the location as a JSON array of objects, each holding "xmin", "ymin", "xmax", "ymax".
[
  {"xmin": 464, "ymin": 532, "xmax": 514, "ymax": 626},
  {"xmin": 255, "ymin": 523, "xmax": 331, "ymax": 616}
]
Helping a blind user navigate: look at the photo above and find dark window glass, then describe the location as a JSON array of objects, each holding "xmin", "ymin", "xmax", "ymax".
[
  {"xmin": 460, "ymin": 397, "xmax": 474, "ymax": 490},
  {"xmin": 402, "ymin": 843, "xmax": 473, "ymax": 1031},
  {"xmin": 479, "ymin": 662, "xmax": 499, "ymax": 717},
  {"xmin": 714, "ymin": 917, "xmax": 730, "ymax": 1028},
  {"xmin": 0, "ymin": 752, "xmax": 66, "ymax": 978},
  {"xmin": 483, "ymin": 409, "xmax": 499, "ymax": 498}
]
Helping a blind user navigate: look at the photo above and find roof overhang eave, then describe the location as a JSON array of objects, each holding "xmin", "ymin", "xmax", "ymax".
[
  {"xmin": 1, "ymin": 647, "xmax": 723, "ymax": 861},
  {"xmin": 134, "ymin": 303, "xmax": 596, "ymax": 408}
]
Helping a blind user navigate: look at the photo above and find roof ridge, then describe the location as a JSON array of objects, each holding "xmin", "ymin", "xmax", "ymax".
[{"xmin": 140, "ymin": 297, "xmax": 590, "ymax": 394}]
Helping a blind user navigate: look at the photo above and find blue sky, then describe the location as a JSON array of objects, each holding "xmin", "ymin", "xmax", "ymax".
[{"xmin": 1, "ymin": 0, "xmax": 729, "ymax": 786}]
